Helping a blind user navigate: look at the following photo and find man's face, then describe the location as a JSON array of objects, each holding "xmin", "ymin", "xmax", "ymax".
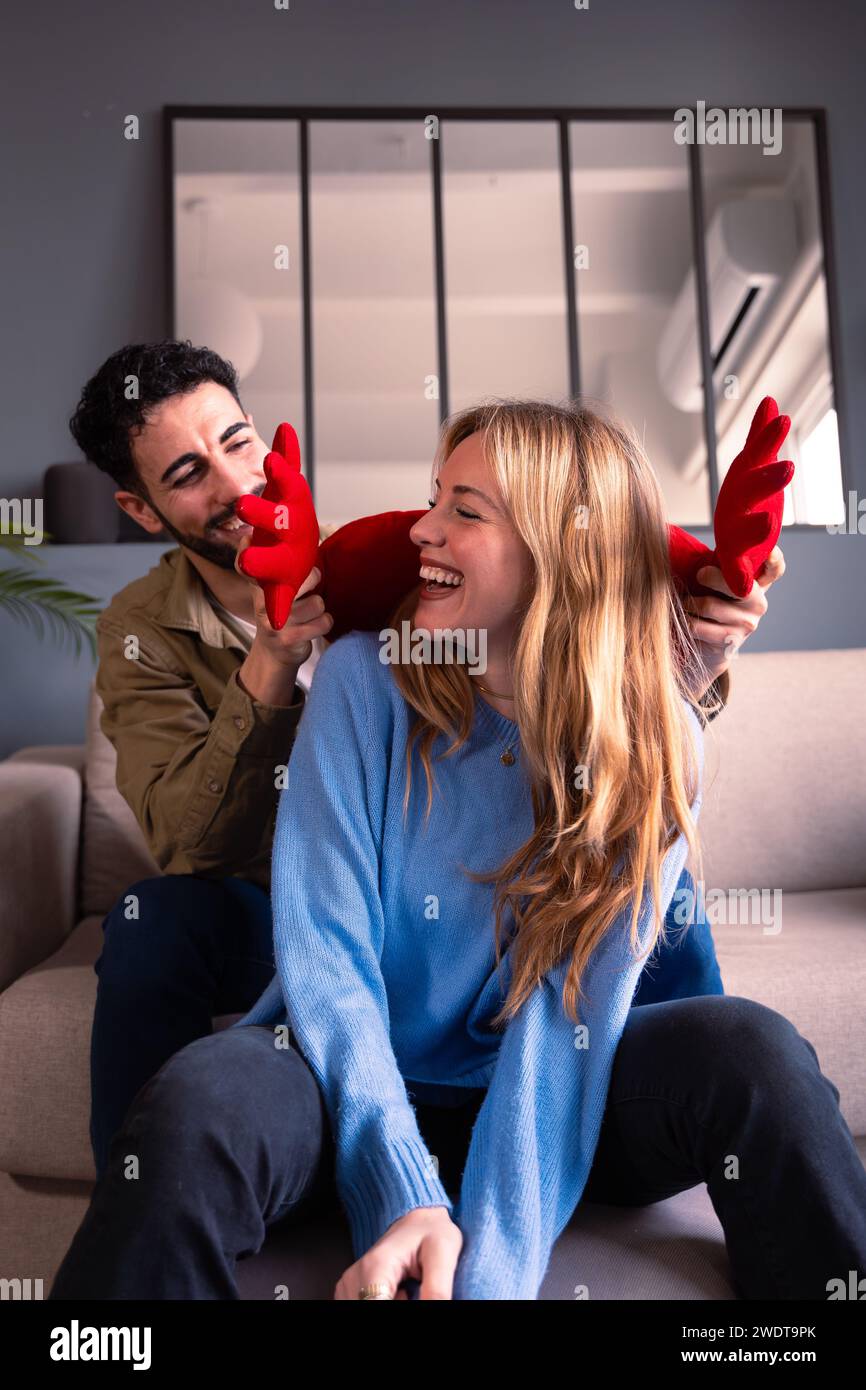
[{"xmin": 118, "ymin": 381, "xmax": 268, "ymax": 570}]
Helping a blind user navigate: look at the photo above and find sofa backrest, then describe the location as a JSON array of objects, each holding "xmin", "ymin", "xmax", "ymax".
[
  {"xmin": 82, "ymin": 648, "xmax": 866, "ymax": 913},
  {"xmin": 698, "ymin": 648, "xmax": 865, "ymax": 892}
]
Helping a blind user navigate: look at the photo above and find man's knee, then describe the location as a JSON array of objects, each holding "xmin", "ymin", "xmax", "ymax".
[
  {"xmin": 105, "ymin": 874, "xmax": 211, "ymax": 925},
  {"xmin": 98, "ymin": 875, "xmax": 220, "ymax": 974},
  {"xmin": 114, "ymin": 1029, "xmax": 321, "ymax": 1172}
]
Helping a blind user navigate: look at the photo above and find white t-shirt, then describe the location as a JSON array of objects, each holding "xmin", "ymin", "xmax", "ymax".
[{"xmin": 209, "ymin": 597, "xmax": 323, "ymax": 694}]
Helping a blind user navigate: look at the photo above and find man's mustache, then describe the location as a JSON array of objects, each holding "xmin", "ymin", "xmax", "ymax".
[{"xmin": 209, "ymin": 482, "xmax": 266, "ymax": 532}]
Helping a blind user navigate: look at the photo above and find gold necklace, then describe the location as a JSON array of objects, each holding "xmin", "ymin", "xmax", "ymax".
[
  {"xmin": 472, "ymin": 679, "xmax": 519, "ymax": 766},
  {"xmin": 473, "ymin": 679, "xmax": 515, "ymax": 699}
]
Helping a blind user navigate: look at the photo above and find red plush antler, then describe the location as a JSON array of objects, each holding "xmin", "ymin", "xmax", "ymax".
[
  {"xmin": 668, "ymin": 397, "xmax": 794, "ymax": 599},
  {"xmin": 236, "ymin": 401, "xmax": 793, "ymax": 639},
  {"xmin": 234, "ymin": 423, "xmax": 319, "ymax": 630}
]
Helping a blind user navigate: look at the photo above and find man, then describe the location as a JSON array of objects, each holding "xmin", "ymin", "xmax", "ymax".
[
  {"xmin": 71, "ymin": 338, "xmax": 775, "ymax": 1182},
  {"xmin": 71, "ymin": 340, "xmax": 331, "ymax": 1177}
]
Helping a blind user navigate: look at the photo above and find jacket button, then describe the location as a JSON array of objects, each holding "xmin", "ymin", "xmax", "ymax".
[
  {"xmin": 208, "ymin": 779, "xmax": 222, "ymax": 793},
  {"xmin": 233, "ymin": 715, "xmax": 246, "ymax": 730}
]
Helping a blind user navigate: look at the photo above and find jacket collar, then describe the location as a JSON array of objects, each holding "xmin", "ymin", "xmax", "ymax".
[{"xmin": 155, "ymin": 546, "xmax": 248, "ymax": 653}]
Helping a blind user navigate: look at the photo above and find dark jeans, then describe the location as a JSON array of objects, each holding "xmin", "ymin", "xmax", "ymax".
[
  {"xmin": 88, "ymin": 869, "xmax": 722, "ymax": 1180},
  {"xmin": 89, "ymin": 875, "xmax": 276, "ymax": 1180},
  {"xmin": 52, "ymin": 997, "xmax": 866, "ymax": 1300}
]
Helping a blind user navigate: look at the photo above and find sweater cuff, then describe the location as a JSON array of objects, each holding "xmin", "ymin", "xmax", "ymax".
[
  {"xmin": 224, "ymin": 667, "xmax": 306, "ymax": 754},
  {"xmin": 339, "ymin": 1134, "xmax": 454, "ymax": 1259}
]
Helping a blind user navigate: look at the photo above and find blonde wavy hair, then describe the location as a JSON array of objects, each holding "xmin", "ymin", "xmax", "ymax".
[{"xmin": 388, "ymin": 399, "xmax": 713, "ymax": 1030}]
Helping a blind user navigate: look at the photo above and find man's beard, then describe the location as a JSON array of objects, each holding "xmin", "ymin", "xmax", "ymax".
[{"xmin": 146, "ymin": 489, "xmax": 263, "ymax": 572}]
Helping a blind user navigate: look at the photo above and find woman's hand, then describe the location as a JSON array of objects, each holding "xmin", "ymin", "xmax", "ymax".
[
  {"xmin": 683, "ymin": 545, "xmax": 785, "ymax": 699},
  {"xmin": 334, "ymin": 1206, "xmax": 463, "ymax": 1301}
]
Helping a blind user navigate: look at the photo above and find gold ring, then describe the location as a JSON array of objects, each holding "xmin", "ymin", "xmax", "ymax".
[{"xmin": 358, "ymin": 1282, "xmax": 394, "ymax": 1300}]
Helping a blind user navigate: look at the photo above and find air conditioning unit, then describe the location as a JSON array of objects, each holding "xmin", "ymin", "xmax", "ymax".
[{"xmin": 657, "ymin": 197, "xmax": 799, "ymax": 413}]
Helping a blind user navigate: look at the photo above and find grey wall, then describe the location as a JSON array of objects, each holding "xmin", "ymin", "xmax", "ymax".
[{"xmin": 2, "ymin": 0, "xmax": 864, "ymax": 754}]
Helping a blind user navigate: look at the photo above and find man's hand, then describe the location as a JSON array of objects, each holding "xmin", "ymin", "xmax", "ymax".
[
  {"xmin": 234, "ymin": 540, "xmax": 332, "ymax": 706},
  {"xmin": 683, "ymin": 545, "xmax": 785, "ymax": 700},
  {"xmin": 334, "ymin": 1206, "xmax": 462, "ymax": 1302}
]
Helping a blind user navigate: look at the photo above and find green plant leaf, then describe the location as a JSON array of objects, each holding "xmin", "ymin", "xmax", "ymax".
[{"xmin": 0, "ymin": 563, "xmax": 100, "ymax": 661}]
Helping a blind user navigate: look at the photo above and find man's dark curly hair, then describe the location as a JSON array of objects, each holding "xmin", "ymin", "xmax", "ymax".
[{"xmin": 69, "ymin": 340, "xmax": 245, "ymax": 496}]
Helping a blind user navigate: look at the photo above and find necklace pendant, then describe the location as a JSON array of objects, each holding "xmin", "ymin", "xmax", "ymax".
[{"xmin": 500, "ymin": 749, "xmax": 516, "ymax": 766}]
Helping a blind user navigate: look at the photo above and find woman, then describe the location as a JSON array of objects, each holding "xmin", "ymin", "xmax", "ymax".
[
  {"xmin": 50, "ymin": 400, "xmax": 866, "ymax": 1301},
  {"xmin": 247, "ymin": 396, "xmax": 713, "ymax": 1302}
]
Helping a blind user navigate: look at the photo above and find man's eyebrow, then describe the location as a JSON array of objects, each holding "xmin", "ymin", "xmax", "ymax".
[
  {"xmin": 160, "ymin": 421, "xmax": 250, "ymax": 484},
  {"xmin": 433, "ymin": 476, "xmax": 500, "ymax": 510}
]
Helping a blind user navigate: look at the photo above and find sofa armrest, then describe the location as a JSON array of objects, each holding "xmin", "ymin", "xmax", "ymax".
[
  {"xmin": 0, "ymin": 751, "xmax": 84, "ymax": 990},
  {"xmin": 6, "ymin": 744, "xmax": 86, "ymax": 776}
]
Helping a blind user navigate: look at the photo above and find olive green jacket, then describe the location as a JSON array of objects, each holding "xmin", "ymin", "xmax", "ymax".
[{"xmin": 95, "ymin": 547, "xmax": 305, "ymax": 893}]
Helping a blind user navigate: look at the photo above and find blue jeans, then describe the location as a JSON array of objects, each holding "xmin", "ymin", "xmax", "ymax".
[
  {"xmin": 88, "ymin": 868, "xmax": 722, "ymax": 1180},
  {"xmin": 52, "ymin": 997, "xmax": 866, "ymax": 1300}
]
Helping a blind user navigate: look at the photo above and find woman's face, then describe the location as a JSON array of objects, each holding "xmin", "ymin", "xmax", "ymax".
[{"xmin": 408, "ymin": 431, "xmax": 534, "ymax": 655}]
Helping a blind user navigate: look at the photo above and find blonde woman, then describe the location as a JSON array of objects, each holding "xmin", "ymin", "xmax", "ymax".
[{"xmin": 50, "ymin": 401, "xmax": 866, "ymax": 1301}]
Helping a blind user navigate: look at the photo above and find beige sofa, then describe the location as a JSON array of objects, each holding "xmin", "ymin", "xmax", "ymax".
[{"xmin": 1, "ymin": 648, "xmax": 864, "ymax": 1299}]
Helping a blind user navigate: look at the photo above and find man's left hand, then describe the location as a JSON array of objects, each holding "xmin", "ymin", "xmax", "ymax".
[{"xmin": 683, "ymin": 545, "xmax": 786, "ymax": 698}]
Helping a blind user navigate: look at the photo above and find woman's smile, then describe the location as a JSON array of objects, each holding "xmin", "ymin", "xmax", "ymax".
[{"xmin": 418, "ymin": 558, "xmax": 465, "ymax": 603}]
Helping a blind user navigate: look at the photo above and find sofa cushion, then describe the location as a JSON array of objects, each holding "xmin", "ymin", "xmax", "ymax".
[
  {"xmin": 0, "ymin": 916, "xmax": 242, "ymax": 1181},
  {"xmin": 0, "ymin": 917, "xmax": 103, "ymax": 1179},
  {"xmin": 82, "ymin": 688, "xmax": 161, "ymax": 918},
  {"xmin": 712, "ymin": 884, "xmax": 866, "ymax": 1133},
  {"xmin": 234, "ymin": 1178, "xmax": 739, "ymax": 1300}
]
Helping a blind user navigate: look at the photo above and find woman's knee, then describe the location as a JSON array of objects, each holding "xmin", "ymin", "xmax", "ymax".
[{"xmin": 672, "ymin": 994, "xmax": 822, "ymax": 1087}]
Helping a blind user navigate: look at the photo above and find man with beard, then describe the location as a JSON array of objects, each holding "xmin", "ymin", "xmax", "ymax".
[{"xmin": 71, "ymin": 339, "xmax": 331, "ymax": 1178}]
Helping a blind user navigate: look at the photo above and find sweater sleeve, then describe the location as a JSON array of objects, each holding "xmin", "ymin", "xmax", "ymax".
[
  {"xmin": 268, "ymin": 636, "xmax": 453, "ymax": 1258},
  {"xmin": 451, "ymin": 703, "xmax": 705, "ymax": 1300}
]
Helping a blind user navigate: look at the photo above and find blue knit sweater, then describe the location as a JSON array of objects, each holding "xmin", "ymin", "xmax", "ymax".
[{"xmin": 236, "ymin": 630, "xmax": 705, "ymax": 1299}]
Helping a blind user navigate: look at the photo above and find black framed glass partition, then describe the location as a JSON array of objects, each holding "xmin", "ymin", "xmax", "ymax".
[
  {"xmin": 567, "ymin": 121, "xmax": 709, "ymax": 525},
  {"xmin": 307, "ymin": 121, "xmax": 440, "ymax": 525},
  {"xmin": 441, "ymin": 121, "xmax": 571, "ymax": 412},
  {"xmin": 168, "ymin": 107, "xmax": 847, "ymax": 533},
  {"xmin": 173, "ymin": 118, "xmax": 305, "ymax": 455}
]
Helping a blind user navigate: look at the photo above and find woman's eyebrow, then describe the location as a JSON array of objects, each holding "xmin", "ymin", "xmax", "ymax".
[{"xmin": 434, "ymin": 478, "xmax": 500, "ymax": 510}]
